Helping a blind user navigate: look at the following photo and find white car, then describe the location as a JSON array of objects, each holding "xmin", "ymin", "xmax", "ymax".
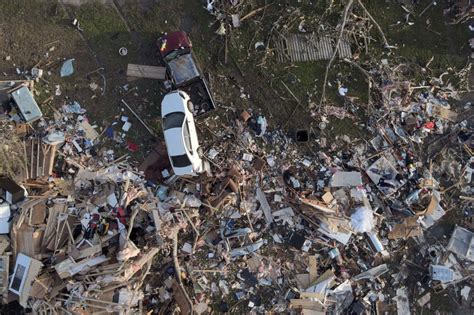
[{"xmin": 161, "ymin": 90, "xmax": 204, "ymax": 176}]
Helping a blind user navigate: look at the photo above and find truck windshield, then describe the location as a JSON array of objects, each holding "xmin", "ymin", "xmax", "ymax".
[
  {"xmin": 171, "ymin": 154, "xmax": 191, "ymax": 167},
  {"xmin": 163, "ymin": 112, "xmax": 184, "ymax": 130},
  {"xmin": 167, "ymin": 54, "xmax": 200, "ymax": 86}
]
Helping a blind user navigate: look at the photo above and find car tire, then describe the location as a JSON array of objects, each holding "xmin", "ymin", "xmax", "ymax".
[{"xmin": 187, "ymin": 101, "xmax": 194, "ymax": 112}]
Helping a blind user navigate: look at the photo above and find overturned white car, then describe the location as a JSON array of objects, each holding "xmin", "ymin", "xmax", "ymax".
[{"xmin": 161, "ymin": 90, "xmax": 204, "ymax": 176}]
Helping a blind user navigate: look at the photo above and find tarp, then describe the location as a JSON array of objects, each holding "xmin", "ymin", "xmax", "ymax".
[
  {"xmin": 350, "ymin": 207, "xmax": 374, "ymax": 233},
  {"xmin": 60, "ymin": 59, "xmax": 75, "ymax": 77}
]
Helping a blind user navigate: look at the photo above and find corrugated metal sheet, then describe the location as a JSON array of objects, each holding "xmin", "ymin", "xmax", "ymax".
[{"xmin": 276, "ymin": 33, "xmax": 352, "ymax": 62}]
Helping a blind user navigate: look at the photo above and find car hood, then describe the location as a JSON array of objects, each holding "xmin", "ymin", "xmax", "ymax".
[{"xmin": 163, "ymin": 127, "xmax": 185, "ymax": 156}]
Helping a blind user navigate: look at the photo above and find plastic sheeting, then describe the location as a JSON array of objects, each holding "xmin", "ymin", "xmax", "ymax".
[
  {"xmin": 60, "ymin": 58, "xmax": 75, "ymax": 77},
  {"xmin": 350, "ymin": 207, "xmax": 374, "ymax": 233}
]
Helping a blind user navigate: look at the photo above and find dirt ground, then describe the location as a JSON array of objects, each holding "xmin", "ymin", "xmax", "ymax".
[
  {"xmin": 0, "ymin": 0, "xmax": 470, "ymax": 158},
  {"xmin": 0, "ymin": 0, "xmax": 472, "ymax": 313}
]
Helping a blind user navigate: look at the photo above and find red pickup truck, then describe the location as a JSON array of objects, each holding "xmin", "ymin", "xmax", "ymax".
[{"xmin": 158, "ymin": 31, "xmax": 216, "ymax": 117}]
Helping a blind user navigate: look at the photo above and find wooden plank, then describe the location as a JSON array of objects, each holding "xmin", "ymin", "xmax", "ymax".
[
  {"xmin": 126, "ymin": 64, "xmax": 166, "ymax": 80},
  {"xmin": 309, "ymin": 256, "xmax": 318, "ymax": 283}
]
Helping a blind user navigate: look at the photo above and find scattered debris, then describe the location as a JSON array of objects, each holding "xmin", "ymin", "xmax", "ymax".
[{"xmin": 0, "ymin": 1, "xmax": 472, "ymax": 314}]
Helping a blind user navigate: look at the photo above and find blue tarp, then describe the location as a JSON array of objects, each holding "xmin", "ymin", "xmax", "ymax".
[{"xmin": 60, "ymin": 58, "xmax": 75, "ymax": 77}]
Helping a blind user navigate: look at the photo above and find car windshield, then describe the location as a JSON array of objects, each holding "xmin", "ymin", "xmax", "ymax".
[
  {"xmin": 171, "ymin": 154, "xmax": 191, "ymax": 168},
  {"xmin": 163, "ymin": 112, "xmax": 184, "ymax": 130}
]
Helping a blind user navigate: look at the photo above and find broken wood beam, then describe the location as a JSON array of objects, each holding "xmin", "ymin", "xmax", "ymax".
[{"xmin": 126, "ymin": 64, "xmax": 166, "ymax": 80}]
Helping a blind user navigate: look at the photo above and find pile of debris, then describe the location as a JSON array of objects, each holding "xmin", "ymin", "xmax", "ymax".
[
  {"xmin": 0, "ymin": 2, "xmax": 472, "ymax": 314},
  {"xmin": 0, "ymin": 66, "xmax": 473, "ymax": 314},
  {"xmin": 0, "ymin": 79, "xmax": 180, "ymax": 313}
]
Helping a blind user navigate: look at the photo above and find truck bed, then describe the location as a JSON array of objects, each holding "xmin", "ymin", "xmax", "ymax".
[{"xmin": 178, "ymin": 78, "xmax": 215, "ymax": 117}]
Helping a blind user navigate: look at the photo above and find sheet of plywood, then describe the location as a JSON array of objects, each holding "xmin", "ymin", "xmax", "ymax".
[
  {"xmin": 30, "ymin": 202, "xmax": 47, "ymax": 225},
  {"xmin": 15, "ymin": 225, "xmax": 44, "ymax": 258},
  {"xmin": 431, "ymin": 104, "xmax": 458, "ymax": 122},
  {"xmin": 388, "ymin": 217, "xmax": 422, "ymax": 239},
  {"xmin": 296, "ymin": 274, "xmax": 311, "ymax": 289},
  {"xmin": 126, "ymin": 64, "xmax": 166, "ymax": 80},
  {"xmin": 290, "ymin": 299, "xmax": 325, "ymax": 311}
]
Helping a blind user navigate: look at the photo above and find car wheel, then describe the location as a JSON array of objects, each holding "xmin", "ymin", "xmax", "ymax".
[{"xmin": 187, "ymin": 101, "xmax": 194, "ymax": 112}]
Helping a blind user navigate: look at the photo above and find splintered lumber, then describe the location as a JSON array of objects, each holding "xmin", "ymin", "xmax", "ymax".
[
  {"xmin": 54, "ymin": 255, "xmax": 109, "ymax": 279},
  {"xmin": 299, "ymin": 197, "xmax": 336, "ymax": 214},
  {"xmin": 42, "ymin": 203, "xmax": 67, "ymax": 251},
  {"xmin": 25, "ymin": 138, "xmax": 57, "ymax": 179},
  {"xmin": 122, "ymin": 247, "xmax": 160, "ymax": 281},
  {"xmin": 126, "ymin": 64, "xmax": 166, "ymax": 80}
]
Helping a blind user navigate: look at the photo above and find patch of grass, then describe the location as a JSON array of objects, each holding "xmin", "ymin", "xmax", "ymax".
[
  {"xmin": 0, "ymin": 0, "xmax": 66, "ymax": 22},
  {"xmin": 364, "ymin": 0, "xmax": 469, "ymax": 73},
  {"xmin": 75, "ymin": 3, "xmax": 134, "ymax": 69},
  {"xmin": 121, "ymin": 1, "xmax": 179, "ymax": 44}
]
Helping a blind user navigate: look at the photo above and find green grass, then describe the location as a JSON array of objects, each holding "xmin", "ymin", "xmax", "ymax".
[
  {"xmin": 75, "ymin": 3, "xmax": 134, "ymax": 68},
  {"xmin": 0, "ymin": 0, "xmax": 66, "ymax": 21},
  {"xmin": 364, "ymin": 0, "xmax": 469, "ymax": 72}
]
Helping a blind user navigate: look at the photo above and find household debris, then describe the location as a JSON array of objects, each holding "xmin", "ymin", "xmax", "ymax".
[{"xmin": 0, "ymin": 1, "xmax": 472, "ymax": 314}]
